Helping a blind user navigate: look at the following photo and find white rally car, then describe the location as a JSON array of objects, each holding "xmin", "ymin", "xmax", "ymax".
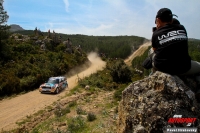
[{"xmin": 39, "ymin": 76, "xmax": 68, "ymax": 94}]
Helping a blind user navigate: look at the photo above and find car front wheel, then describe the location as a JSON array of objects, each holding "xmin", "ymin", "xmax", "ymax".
[{"xmin": 55, "ymin": 88, "xmax": 59, "ymax": 94}]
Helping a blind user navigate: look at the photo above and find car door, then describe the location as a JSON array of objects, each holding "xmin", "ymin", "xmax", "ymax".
[{"xmin": 60, "ymin": 78, "xmax": 65, "ymax": 89}]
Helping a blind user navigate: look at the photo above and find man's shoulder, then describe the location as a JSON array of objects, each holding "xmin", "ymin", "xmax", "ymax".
[
  {"xmin": 153, "ymin": 24, "xmax": 186, "ymax": 36},
  {"xmin": 165, "ymin": 24, "xmax": 186, "ymax": 31}
]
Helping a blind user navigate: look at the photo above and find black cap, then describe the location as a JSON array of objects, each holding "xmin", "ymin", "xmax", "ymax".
[{"xmin": 155, "ymin": 8, "xmax": 178, "ymax": 24}]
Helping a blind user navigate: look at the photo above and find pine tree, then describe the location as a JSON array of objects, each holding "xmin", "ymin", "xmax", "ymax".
[
  {"xmin": 0, "ymin": 0, "xmax": 10, "ymax": 60},
  {"xmin": 0, "ymin": 0, "xmax": 8, "ymax": 24}
]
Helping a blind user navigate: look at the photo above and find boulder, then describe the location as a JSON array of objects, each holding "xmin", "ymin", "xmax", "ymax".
[{"xmin": 117, "ymin": 71, "xmax": 200, "ymax": 133}]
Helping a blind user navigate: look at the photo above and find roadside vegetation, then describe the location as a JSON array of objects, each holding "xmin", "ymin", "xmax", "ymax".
[{"xmin": 188, "ymin": 39, "xmax": 200, "ymax": 62}]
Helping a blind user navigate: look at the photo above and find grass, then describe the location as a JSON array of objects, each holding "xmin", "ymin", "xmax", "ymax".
[
  {"xmin": 46, "ymin": 105, "xmax": 54, "ymax": 111},
  {"xmin": 76, "ymin": 106, "xmax": 87, "ymax": 115},
  {"xmin": 33, "ymin": 109, "xmax": 45, "ymax": 116},
  {"xmin": 15, "ymin": 109, "xmax": 45, "ymax": 127},
  {"xmin": 113, "ymin": 83, "xmax": 130, "ymax": 102},
  {"xmin": 31, "ymin": 117, "xmax": 57, "ymax": 133},
  {"xmin": 68, "ymin": 101, "xmax": 77, "ymax": 107},
  {"xmin": 54, "ymin": 105, "xmax": 71, "ymax": 117},
  {"xmin": 67, "ymin": 86, "xmax": 82, "ymax": 96}
]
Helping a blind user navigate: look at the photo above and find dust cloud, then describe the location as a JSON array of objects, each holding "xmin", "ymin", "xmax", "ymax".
[
  {"xmin": 65, "ymin": 52, "xmax": 105, "ymax": 78},
  {"xmin": 65, "ymin": 52, "xmax": 106, "ymax": 89}
]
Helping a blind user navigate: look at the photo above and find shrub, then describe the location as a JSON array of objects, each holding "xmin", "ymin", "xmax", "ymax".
[
  {"xmin": 54, "ymin": 104, "xmax": 70, "ymax": 117},
  {"xmin": 20, "ymin": 76, "xmax": 37, "ymax": 91},
  {"xmin": 76, "ymin": 107, "xmax": 87, "ymax": 115},
  {"xmin": 61, "ymin": 106, "xmax": 71, "ymax": 115},
  {"xmin": 0, "ymin": 71, "xmax": 20, "ymax": 96},
  {"xmin": 87, "ymin": 112, "xmax": 96, "ymax": 122},
  {"xmin": 113, "ymin": 84, "xmax": 128, "ymax": 101},
  {"xmin": 108, "ymin": 59, "xmax": 132, "ymax": 83},
  {"xmin": 68, "ymin": 101, "xmax": 77, "ymax": 107},
  {"xmin": 67, "ymin": 116, "xmax": 86, "ymax": 132}
]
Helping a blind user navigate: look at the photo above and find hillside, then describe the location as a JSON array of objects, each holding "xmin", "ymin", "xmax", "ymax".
[
  {"xmin": 0, "ymin": 29, "xmax": 146, "ymax": 97},
  {"xmin": 9, "ymin": 24, "xmax": 24, "ymax": 32},
  {"xmin": 13, "ymin": 29, "xmax": 146, "ymax": 59},
  {"xmin": 0, "ymin": 32, "xmax": 89, "ymax": 97}
]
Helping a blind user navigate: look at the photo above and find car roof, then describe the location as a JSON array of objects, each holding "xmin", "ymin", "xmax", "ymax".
[{"xmin": 49, "ymin": 76, "xmax": 66, "ymax": 80}]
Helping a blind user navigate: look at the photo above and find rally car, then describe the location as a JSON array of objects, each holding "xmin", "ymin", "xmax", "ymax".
[{"xmin": 39, "ymin": 76, "xmax": 68, "ymax": 94}]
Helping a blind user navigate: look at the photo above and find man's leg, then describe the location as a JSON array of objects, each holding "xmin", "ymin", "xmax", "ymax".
[
  {"xmin": 182, "ymin": 60, "xmax": 200, "ymax": 75},
  {"xmin": 148, "ymin": 48, "xmax": 157, "ymax": 75},
  {"xmin": 182, "ymin": 60, "xmax": 200, "ymax": 101}
]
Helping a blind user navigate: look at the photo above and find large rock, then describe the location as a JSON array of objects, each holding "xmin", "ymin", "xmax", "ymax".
[{"xmin": 117, "ymin": 71, "xmax": 200, "ymax": 133}]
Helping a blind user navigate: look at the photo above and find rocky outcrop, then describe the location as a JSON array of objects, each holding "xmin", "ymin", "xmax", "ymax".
[{"xmin": 118, "ymin": 71, "xmax": 200, "ymax": 133}]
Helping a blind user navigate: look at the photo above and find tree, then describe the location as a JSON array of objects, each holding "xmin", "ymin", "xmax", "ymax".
[
  {"xmin": 0, "ymin": 0, "xmax": 8, "ymax": 24},
  {"xmin": 0, "ymin": 0, "xmax": 10, "ymax": 60}
]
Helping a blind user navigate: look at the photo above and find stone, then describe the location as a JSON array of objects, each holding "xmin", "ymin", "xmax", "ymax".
[{"xmin": 117, "ymin": 71, "xmax": 200, "ymax": 133}]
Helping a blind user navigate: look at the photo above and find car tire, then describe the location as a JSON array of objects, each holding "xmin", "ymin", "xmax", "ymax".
[{"xmin": 55, "ymin": 88, "xmax": 59, "ymax": 94}]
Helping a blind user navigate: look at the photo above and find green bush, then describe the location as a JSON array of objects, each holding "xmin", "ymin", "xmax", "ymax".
[
  {"xmin": 114, "ymin": 87, "xmax": 126, "ymax": 101},
  {"xmin": 54, "ymin": 104, "xmax": 70, "ymax": 117},
  {"xmin": 87, "ymin": 112, "xmax": 96, "ymax": 122},
  {"xmin": 20, "ymin": 76, "xmax": 37, "ymax": 90},
  {"xmin": 78, "ymin": 73, "xmax": 105, "ymax": 88},
  {"xmin": 108, "ymin": 59, "xmax": 132, "ymax": 83},
  {"xmin": 76, "ymin": 107, "xmax": 87, "ymax": 115},
  {"xmin": 67, "ymin": 116, "xmax": 86, "ymax": 132},
  {"xmin": 0, "ymin": 71, "xmax": 20, "ymax": 96},
  {"xmin": 68, "ymin": 101, "xmax": 77, "ymax": 107}
]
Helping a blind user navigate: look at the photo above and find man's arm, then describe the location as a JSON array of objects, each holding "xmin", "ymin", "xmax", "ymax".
[{"xmin": 151, "ymin": 32, "xmax": 157, "ymax": 51}]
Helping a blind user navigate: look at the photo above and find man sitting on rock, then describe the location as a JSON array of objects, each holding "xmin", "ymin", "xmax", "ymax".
[{"xmin": 151, "ymin": 8, "xmax": 200, "ymax": 76}]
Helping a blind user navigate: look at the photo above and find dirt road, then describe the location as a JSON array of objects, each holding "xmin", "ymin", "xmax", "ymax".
[
  {"xmin": 0, "ymin": 52, "xmax": 106, "ymax": 131},
  {"xmin": 124, "ymin": 41, "xmax": 151, "ymax": 66}
]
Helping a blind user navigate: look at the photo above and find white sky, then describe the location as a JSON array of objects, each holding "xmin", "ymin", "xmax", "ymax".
[{"xmin": 4, "ymin": 0, "xmax": 200, "ymax": 39}]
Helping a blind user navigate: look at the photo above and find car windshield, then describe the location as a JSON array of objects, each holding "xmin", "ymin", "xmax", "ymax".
[{"xmin": 47, "ymin": 79, "xmax": 59, "ymax": 84}]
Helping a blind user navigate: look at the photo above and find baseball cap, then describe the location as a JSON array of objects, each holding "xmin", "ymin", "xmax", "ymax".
[{"xmin": 155, "ymin": 8, "xmax": 178, "ymax": 24}]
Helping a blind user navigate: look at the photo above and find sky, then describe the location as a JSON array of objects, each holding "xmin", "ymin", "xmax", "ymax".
[{"xmin": 3, "ymin": 0, "xmax": 200, "ymax": 39}]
